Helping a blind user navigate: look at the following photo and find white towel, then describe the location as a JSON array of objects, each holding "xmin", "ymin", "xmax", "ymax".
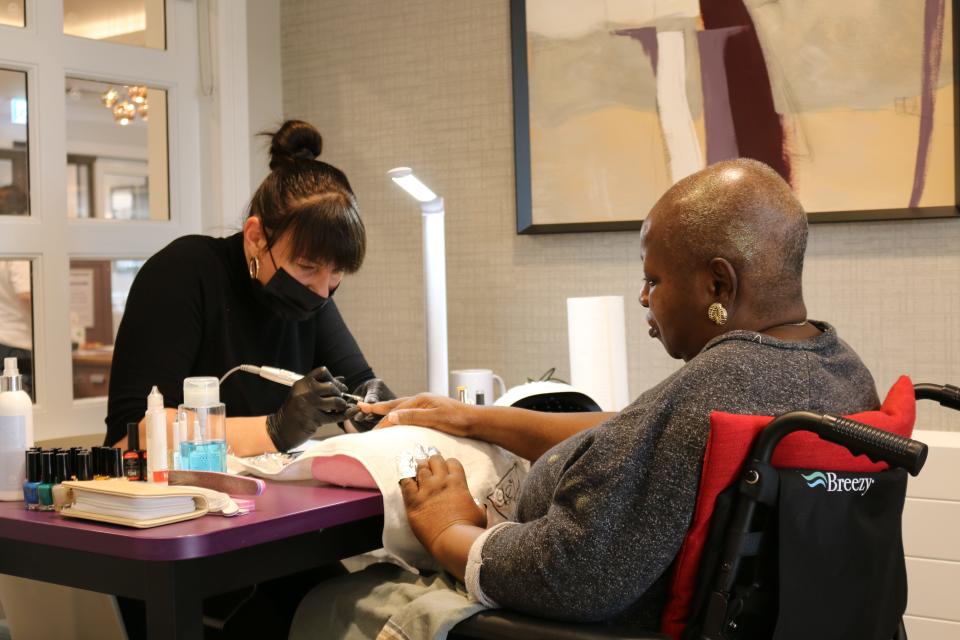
[{"xmin": 230, "ymin": 426, "xmax": 528, "ymax": 571}]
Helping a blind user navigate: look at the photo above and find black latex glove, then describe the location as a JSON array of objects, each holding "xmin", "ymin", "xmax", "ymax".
[
  {"xmin": 345, "ymin": 378, "xmax": 396, "ymax": 431},
  {"xmin": 266, "ymin": 366, "xmax": 349, "ymax": 452}
]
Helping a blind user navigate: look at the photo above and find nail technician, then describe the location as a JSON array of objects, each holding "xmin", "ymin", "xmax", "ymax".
[{"xmin": 104, "ymin": 120, "xmax": 394, "ymax": 455}]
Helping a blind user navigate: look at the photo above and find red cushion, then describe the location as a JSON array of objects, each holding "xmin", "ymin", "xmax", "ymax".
[{"xmin": 659, "ymin": 376, "xmax": 916, "ymax": 639}]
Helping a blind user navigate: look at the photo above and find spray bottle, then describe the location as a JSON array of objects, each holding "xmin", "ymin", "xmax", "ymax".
[
  {"xmin": 0, "ymin": 357, "xmax": 33, "ymax": 500},
  {"xmin": 145, "ymin": 386, "xmax": 168, "ymax": 482}
]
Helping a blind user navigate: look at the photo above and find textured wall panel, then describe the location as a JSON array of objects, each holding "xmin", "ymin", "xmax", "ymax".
[{"xmin": 281, "ymin": 0, "xmax": 960, "ymax": 430}]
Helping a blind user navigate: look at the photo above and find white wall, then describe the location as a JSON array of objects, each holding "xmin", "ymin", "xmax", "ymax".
[
  {"xmin": 196, "ymin": 0, "xmax": 252, "ymax": 236},
  {"xmin": 246, "ymin": 0, "xmax": 283, "ymax": 195}
]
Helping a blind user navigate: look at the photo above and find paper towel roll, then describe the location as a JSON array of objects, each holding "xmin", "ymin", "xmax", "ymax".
[{"xmin": 567, "ymin": 296, "xmax": 630, "ymax": 412}]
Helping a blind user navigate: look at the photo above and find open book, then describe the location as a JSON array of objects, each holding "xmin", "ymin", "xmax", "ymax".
[{"xmin": 56, "ymin": 479, "xmax": 211, "ymax": 528}]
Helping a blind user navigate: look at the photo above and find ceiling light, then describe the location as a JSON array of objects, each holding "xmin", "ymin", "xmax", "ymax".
[
  {"xmin": 101, "ymin": 86, "xmax": 150, "ymax": 126},
  {"xmin": 113, "ymin": 101, "xmax": 136, "ymax": 126},
  {"xmin": 101, "ymin": 88, "xmax": 119, "ymax": 108}
]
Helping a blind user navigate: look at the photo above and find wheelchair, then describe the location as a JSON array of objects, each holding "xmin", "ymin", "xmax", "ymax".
[{"xmin": 449, "ymin": 382, "xmax": 960, "ymax": 640}]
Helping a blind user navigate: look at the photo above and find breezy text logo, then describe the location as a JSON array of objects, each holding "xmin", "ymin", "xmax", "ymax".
[{"xmin": 801, "ymin": 471, "xmax": 875, "ymax": 496}]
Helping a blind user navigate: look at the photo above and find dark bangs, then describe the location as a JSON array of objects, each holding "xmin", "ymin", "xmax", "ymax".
[{"xmin": 279, "ymin": 191, "xmax": 366, "ymax": 273}]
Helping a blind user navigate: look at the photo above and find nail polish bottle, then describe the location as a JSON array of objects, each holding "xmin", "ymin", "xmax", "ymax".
[
  {"xmin": 22, "ymin": 449, "xmax": 42, "ymax": 510},
  {"xmin": 123, "ymin": 423, "xmax": 145, "ymax": 481},
  {"xmin": 55, "ymin": 451, "xmax": 70, "ymax": 486},
  {"xmin": 68, "ymin": 447, "xmax": 83, "ymax": 480},
  {"xmin": 75, "ymin": 450, "xmax": 93, "ymax": 481},
  {"xmin": 48, "ymin": 452, "xmax": 70, "ymax": 512},
  {"xmin": 92, "ymin": 446, "xmax": 107, "ymax": 480},
  {"xmin": 109, "ymin": 447, "xmax": 123, "ymax": 479},
  {"xmin": 38, "ymin": 451, "xmax": 56, "ymax": 511}
]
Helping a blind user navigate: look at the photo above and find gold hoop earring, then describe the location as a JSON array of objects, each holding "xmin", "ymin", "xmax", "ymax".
[
  {"xmin": 707, "ymin": 302, "xmax": 728, "ymax": 326},
  {"xmin": 248, "ymin": 256, "xmax": 260, "ymax": 279}
]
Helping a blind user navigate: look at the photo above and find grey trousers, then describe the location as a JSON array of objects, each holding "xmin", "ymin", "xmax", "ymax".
[{"xmin": 289, "ymin": 563, "xmax": 487, "ymax": 640}]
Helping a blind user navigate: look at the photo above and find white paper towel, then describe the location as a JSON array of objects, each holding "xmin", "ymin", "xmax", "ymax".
[{"xmin": 567, "ymin": 296, "xmax": 630, "ymax": 412}]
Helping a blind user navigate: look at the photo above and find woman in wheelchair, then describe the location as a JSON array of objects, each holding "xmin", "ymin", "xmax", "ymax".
[{"xmin": 289, "ymin": 159, "xmax": 881, "ymax": 638}]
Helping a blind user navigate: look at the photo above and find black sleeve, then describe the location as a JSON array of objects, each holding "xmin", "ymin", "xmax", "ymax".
[
  {"xmin": 313, "ymin": 299, "xmax": 375, "ymax": 393},
  {"xmin": 104, "ymin": 244, "xmax": 204, "ymax": 445}
]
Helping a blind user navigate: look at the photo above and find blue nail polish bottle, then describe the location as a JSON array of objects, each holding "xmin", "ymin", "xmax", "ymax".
[
  {"xmin": 22, "ymin": 449, "xmax": 41, "ymax": 510},
  {"xmin": 38, "ymin": 451, "xmax": 56, "ymax": 511}
]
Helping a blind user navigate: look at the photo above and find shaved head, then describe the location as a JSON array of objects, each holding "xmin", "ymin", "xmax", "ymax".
[{"xmin": 646, "ymin": 158, "xmax": 808, "ymax": 315}]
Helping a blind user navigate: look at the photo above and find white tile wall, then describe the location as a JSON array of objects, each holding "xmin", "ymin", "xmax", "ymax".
[{"xmin": 904, "ymin": 431, "xmax": 960, "ymax": 636}]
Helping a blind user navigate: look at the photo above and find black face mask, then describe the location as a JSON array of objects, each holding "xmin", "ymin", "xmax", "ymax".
[
  {"xmin": 252, "ymin": 244, "xmax": 333, "ymax": 321},
  {"xmin": 261, "ymin": 267, "xmax": 329, "ymax": 321}
]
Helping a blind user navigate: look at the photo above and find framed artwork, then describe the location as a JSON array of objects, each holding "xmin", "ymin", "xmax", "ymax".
[{"xmin": 511, "ymin": 0, "xmax": 959, "ymax": 233}]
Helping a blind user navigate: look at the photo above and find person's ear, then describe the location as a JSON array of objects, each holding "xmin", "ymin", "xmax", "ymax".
[
  {"xmin": 243, "ymin": 216, "xmax": 267, "ymax": 254},
  {"xmin": 708, "ymin": 257, "xmax": 738, "ymax": 305}
]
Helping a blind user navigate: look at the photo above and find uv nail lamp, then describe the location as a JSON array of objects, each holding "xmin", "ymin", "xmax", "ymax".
[{"xmin": 494, "ymin": 381, "xmax": 602, "ymax": 413}]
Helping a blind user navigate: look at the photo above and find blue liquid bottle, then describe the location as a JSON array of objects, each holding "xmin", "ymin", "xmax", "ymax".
[
  {"xmin": 179, "ymin": 440, "xmax": 227, "ymax": 472},
  {"xmin": 178, "ymin": 377, "xmax": 227, "ymax": 473}
]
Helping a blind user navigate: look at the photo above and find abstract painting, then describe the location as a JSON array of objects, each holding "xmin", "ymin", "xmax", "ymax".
[{"xmin": 512, "ymin": 0, "xmax": 958, "ymax": 233}]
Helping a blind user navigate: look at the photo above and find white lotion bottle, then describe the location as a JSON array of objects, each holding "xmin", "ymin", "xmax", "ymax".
[
  {"xmin": 145, "ymin": 386, "xmax": 169, "ymax": 482},
  {"xmin": 0, "ymin": 357, "xmax": 33, "ymax": 500}
]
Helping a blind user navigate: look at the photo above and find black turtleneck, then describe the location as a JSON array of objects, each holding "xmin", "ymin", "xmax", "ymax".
[{"xmin": 105, "ymin": 232, "xmax": 374, "ymax": 446}]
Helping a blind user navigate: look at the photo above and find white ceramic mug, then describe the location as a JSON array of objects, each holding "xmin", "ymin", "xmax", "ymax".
[{"xmin": 449, "ymin": 369, "xmax": 506, "ymax": 405}]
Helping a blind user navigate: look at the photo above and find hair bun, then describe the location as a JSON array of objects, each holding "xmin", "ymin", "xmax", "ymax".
[{"xmin": 268, "ymin": 120, "xmax": 323, "ymax": 170}]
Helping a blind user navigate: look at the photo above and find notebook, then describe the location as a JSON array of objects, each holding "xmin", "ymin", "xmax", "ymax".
[{"xmin": 56, "ymin": 479, "xmax": 210, "ymax": 528}]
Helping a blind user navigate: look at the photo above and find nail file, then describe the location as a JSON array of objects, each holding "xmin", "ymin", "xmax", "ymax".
[
  {"xmin": 233, "ymin": 497, "xmax": 256, "ymax": 512},
  {"xmin": 167, "ymin": 470, "xmax": 265, "ymax": 496}
]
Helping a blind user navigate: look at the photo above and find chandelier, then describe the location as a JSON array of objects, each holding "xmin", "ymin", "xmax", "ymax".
[{"xmin": 101, "ymin": 85, "xmax": 149, "ymax": 126}]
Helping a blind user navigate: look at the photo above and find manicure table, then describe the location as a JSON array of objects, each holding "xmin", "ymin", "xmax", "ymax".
[{"xmin": 0, "ymin": 481, "xmax": 384, "ymax": 639}]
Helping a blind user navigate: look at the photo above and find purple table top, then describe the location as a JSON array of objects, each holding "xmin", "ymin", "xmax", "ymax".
[{"xmin": 0, "ymin": 481, "xmax": 383, "ymax": 561}]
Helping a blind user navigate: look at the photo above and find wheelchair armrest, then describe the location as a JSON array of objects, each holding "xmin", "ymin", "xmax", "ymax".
[{"xmin": 449, "ymin": 610, "xmax": 671, "ymax": 640}]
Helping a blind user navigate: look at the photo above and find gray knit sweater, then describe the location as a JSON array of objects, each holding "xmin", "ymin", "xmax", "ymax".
[{"xmin": 477, "ymin": 322, "xmax": 878, "ymax": 626}]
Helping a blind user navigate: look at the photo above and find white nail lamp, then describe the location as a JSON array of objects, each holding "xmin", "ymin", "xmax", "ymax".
[{"xmin": 388, "ymin": 167, "xmax": 449, "ymax": 397}]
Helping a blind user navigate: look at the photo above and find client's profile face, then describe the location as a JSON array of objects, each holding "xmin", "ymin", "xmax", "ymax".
[{"xmin": 639, "ymin": 218, "xmax": 710, "ymax": 362}]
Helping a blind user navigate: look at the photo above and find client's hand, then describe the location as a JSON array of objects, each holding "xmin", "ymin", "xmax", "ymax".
[
  {"xmin": 359, "ymin": 393, "xmax": 476, "ymax": 437},
  {"xmin": 345, "ymin": 378, "xmax": 396, "ymax": 431},
  {"xmin": 400, "ymin": 453, "xmax": 487, "ymax": 556},
  {"xmin": 266, "ymin": 366, "xmax": 349, "ymax": 452}
]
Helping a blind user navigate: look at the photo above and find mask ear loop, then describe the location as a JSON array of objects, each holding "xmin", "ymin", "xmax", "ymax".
[
  {"xmin": 266, "ymin": 245, "xmax": 281, "ymax": 272},
  {"xmin": 260, "ymin": 225, "xmax": 281, "ymax": 273}
]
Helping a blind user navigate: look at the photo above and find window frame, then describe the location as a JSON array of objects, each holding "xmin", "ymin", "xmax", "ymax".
[{"xmin": 0, "ymin": 0, "xmax": 203, "ymax": 440}]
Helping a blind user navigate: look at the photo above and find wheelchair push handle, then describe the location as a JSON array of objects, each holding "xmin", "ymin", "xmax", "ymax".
[
  {"xmin": 820, "ymin": 414, "xmax": 927, "ymax": 476},
  {"xmin": 914, "ymin": 382, "xmax": 960, "ymax": 411},
  {"xmin": 754, "ymin": 411, "xmax": 928, "ymax": 476}
]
